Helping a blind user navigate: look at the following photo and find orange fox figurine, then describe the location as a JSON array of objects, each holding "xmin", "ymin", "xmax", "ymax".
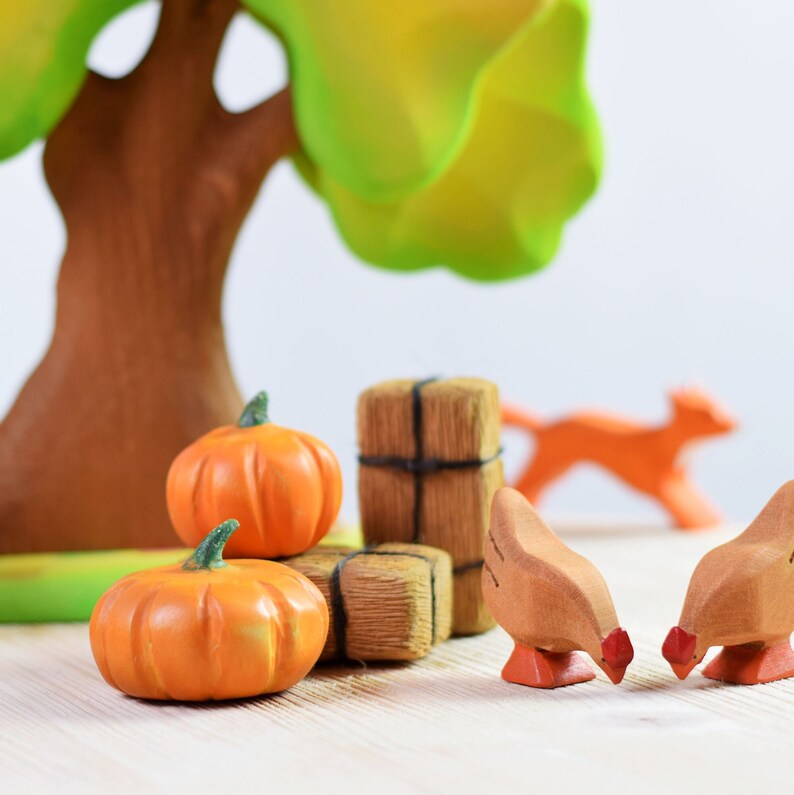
[{"xmin": 502, "ymin": 388, "xmax": 736, "ymax": 530}]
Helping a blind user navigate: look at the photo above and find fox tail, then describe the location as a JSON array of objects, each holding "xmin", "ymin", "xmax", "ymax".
[{"xmin": 501, "ymin": 403, "xmax": 542, "ymax": 433}]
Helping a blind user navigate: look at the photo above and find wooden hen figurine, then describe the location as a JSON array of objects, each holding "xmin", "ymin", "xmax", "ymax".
[
  {"xmin": 483, "ymin": 488, "xmax": 634, "ymax": 688},
  {"xmin": 663, "ymin": 481, "xmax": 794, "ymax": 685}
]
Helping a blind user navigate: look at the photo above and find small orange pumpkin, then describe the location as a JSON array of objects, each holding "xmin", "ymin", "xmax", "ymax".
[
  {"xmin": 167, "ymin": 392, "xmax": 343, "ymax": 558},
  {"xmin": 89, "ymin": 519, "xmax": 329, "ymax": 701}
]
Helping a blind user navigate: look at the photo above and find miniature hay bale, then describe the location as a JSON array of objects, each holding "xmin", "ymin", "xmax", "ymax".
[
  {"xmin": 357, "ymin": 377, "xmax": 502, "ymax": 635},
  {"xmin": 283, "ymin": 543, "xmax": 452, "ymax": 662}
]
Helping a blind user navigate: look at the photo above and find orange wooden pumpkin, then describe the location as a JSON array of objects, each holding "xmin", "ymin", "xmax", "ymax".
[
  {"xmin": 167, "ymin": 392, "xmax": 343, "ymax": 558},
  {"xmin": 89, "ymin": 519, "xmax": 329, "ymax": 701}
]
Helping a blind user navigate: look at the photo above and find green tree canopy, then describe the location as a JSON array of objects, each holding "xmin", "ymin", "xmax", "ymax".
[
  {"xmin": 0, "ymin": 0, "xmax": 135, "ymax": 160},
  {"xmin": 0, "ymin": 0, "xmax": 601, "ymax": 281}
]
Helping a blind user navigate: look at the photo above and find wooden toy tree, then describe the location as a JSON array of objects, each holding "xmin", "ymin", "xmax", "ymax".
[{"xmin": 0, "ymin": 0, "xmax": 601, "ymax": 553}]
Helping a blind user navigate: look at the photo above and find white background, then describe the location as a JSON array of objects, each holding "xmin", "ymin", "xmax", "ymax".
[{"xmin": 1, "ymin": 0, "xmax": 793, "ymax": 526}]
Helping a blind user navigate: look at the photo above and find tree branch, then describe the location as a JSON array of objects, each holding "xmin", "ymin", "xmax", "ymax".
[
  {"xmin": 218, "ymin": 86, "xmax": 299, "ymax": 193},
  {"xmin": 116, "ymin": 1, "xmax": 298, "ymax": 213},
  {"xmin": 137, "ymin": 0, "xmax": 240, "ymax": 92}
]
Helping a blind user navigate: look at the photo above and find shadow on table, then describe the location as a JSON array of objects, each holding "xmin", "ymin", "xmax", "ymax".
[
  {"xmin": 0, "ymin": 646, "xmax": 740, "ymax": 727},
  {"xmin": 0, "ymin": 648, "xmax": 415, "ymax": 721},
  {"xmin": 118, "ymin": 661, "xmax": 418, "ymax": 713}
]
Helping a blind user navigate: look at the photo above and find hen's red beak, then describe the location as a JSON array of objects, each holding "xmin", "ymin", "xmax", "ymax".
[
  {"xmin": 662, "ymin": 626, "xmax": 698, "ymax": 679},
  {"xmin": 600, "ymin": 627, "xmax": 634, "ymax": 684}
]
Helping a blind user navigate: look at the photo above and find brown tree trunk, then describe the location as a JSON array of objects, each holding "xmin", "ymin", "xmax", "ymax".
[{"xmin": 0, "ymin": 0, "xmax": 297, "ymax": 552}]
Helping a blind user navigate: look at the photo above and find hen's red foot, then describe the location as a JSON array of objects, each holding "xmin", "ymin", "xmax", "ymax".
[
  {"xmin": 702, "ymin": 641, "xmax": 794, "ymax": 685},
  {"xmin": 501, "ymin": 643, "xmax": 595, "ymax": 689}
]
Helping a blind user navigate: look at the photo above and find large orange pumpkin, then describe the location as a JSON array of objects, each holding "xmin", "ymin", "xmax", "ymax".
[
  {"xmin": 167, "ymin": 392, "xmax": 343, "ymax": 558},
  {"xmin": 89, "ymin": 519, "xmax": 329, "ymax": 701}
]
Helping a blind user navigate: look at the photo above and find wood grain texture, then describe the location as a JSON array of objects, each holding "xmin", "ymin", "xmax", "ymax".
[
  {"xmin": 358, "ymin": 378, "xmax": 502, "ymax": 635},
  {"xmin": 0, "ymin": 0, "xmax": 298, "ymax": 553},
  {"xmin": 663, "ymin": 481, "xmax": 794, "ymax": 684},
  {"xmin": 484, "ymin": 488, "xmax": 632, "ymax": 686},
  {"xmin": 4, "ymin": 522, "xmax": 794, "ymax": 793}
]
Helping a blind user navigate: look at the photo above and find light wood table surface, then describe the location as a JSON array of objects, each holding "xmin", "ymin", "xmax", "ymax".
[{"xmin": 2, "ymin": 521, "xmax": 794, "ymax": 794}]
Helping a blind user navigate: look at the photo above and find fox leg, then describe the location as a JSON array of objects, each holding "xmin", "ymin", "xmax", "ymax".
[
  {"xmin": 657, "ymin": 476, "xmax": 722, "ymax": 530},
  {"xmin": 513, "ymin": 450, "xmax": 573, "ymax": 506}
]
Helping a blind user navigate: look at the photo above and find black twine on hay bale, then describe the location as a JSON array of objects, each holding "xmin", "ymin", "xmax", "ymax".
[
  {"xmin": 329, "ymin": 546, "xmax": 441, "ymax": 662},
  {"xmin": 358, "ymin": 377, "xmax": 499, "ymax": 575}
]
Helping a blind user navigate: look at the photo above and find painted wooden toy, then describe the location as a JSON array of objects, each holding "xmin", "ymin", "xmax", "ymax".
[
  {"xmin": 90, "ymin": 519, "xmax": 329, "ymax": 701},
  {"xmin": 482, "ymin": 487, "xmax": 634, "ymax": 688},
  {"xmin": 663, "ymin": 481, "xmax": 794, "ymax": 685},
  {"xmin": 167, "ymin": 392, "xmax": 342, "ymax": 559},
  {"xmin": 502, "ymin": 387, "xmax": 736, "ymax": 529},
  {"xmin": 0, "ymin": 0, "xmax": 600, "ymax": 556}
]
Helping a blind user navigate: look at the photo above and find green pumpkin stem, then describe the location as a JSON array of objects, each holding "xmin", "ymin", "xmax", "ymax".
[
  {"xmin": 182, "ymin": 519, "xmax": 239, "ymax": 571},
  {"xmin": 238, "ymin": 392, "xmax": 270, "ymax": 428}
]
